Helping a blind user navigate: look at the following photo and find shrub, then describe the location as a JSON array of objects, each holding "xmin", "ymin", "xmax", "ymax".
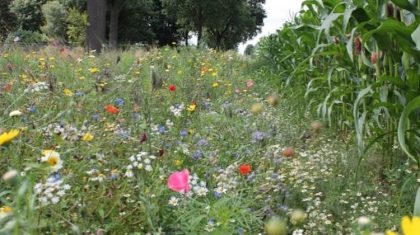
[
  {"xmin": 5, "ymin": 29, "xmax": 47, "ymax": 45},
  {"xmin": 41, "ymin": 0, "xmax": 68, "ymax": 40},
  {"xmin": 9, "ymin": 0, "xmax": 47, "ymax": 31},
  {"xmin": 66, "ymin": 8, "xmax": 87, "ymax": 46}
]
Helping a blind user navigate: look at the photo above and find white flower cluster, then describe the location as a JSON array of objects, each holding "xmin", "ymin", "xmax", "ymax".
[
  {"xmin": 41, "ymin": 123, "xmax": 84, "ymax": 141},
  {"xmin": 169, "ymin": 103, "xmax": 185, "ymax": 117},
  {"xmin": 125, "ymin": 152, "xmax": 157, "ymax": 177},
  {"xmin": 24, "ymin": 82, "xmax": 49, "ymax": 93},
  {"xmin": 34, "ymin": 177, "xmax": 71, "ymax": 205},
  {"xmin": 86, "ymin": 169, "xmax": 106, "ymax": 182},
  {"xmin": 213, "ymin": 164, "xmax": 238, "ymax": 195},
  {"xmin": 189, "ymin": 173, "xmax": 208, "ymax": 197}
]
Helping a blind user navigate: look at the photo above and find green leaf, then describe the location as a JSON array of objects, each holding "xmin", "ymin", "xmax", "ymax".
[
  {"xmin": 320, "ymin": 13, "xmax": 343, "ymax": 36},
  {"xmin": 353, "ymin": 86, "xmax": 373, "ymax": 154},
  {"xmin": 346, "ymin": 28, "xmax": 357, "ymax": 61},
  {"xmin": 391, "ymin": 0, "xmax": 420, "ymax": 16},
  {"xmin": 343, "ymin": 4, "xmax": 357, "ymax": 32},
  {"xmin": 412, "ymin": 24, "xmax": 420, "ymax": 51},
  {"xmin": 414, "ymin": 186, "xmax": 420, "ymax": 216},
  {"xmin": 98, "ymin": 208, "xmax": 105, "ymax": 219},
  {"xmin": 398, "ymin": 95, "xmax": 420, "ymax": 163}
]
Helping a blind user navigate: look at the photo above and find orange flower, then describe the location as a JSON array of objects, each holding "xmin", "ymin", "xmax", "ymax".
[
  {"xmin": 105, "ymin": 105, "xmax": 119, "ymax": 114},
  {"xmin": 239, "ymin": 164, "xmax": 252, "ymax": 176}
]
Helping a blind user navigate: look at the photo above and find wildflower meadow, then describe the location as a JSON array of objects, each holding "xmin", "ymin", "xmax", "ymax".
[{"xmin": 0, "ymin": 0, "xmax": 419, "ymax": 233}]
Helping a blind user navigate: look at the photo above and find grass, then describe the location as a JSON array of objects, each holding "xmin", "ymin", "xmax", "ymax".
[{"xmin": 0, "ymin": 46, "xmax": 415, "ymax": 234}]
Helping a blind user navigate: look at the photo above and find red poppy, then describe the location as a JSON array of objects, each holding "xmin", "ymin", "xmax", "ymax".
[
  {"xmin": 168, "ymin": 84, "xmax": 176, "ymax": 92},
  {"xmin": 105, "ymin": 105, "xmax": 119, "ymax": 114},
  {"xmin": 239, "ymin": 164, "xmax": 252, "ymax": 176}
]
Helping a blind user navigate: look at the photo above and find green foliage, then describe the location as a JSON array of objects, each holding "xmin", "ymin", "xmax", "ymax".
[
  {"xmin": 5, "ymin": 29, "xmax": 47, "ymax": 44},
  {"xmin": 66, "ymin": 8, "xmax": 87, "ymax": 46},
  {"xmin": 244, "ymin": 44, "xmax": 255, "ymax": 56},
  {"xmin": 0, "ymin": 0, "xmax": 17, "ymax": 41},
  {"xmin": 9, "ymin": 0, "xmax": 47, "ymax": 31},
  {"xmin": 256, "ymin": 0, "xmax": 420, "ymax": 164},
  {"xmin": 164, "ymin": 0, "xmax": 265, "ymax": 49},
  {"xmin": 204, "ymin": 0, "xmax": 265, "ymax": 50},
  {"xmin": 41, "ymin": 1, "xmax": 68, "ymax": 40},
  {"xmin": 255, "ymin": 2, "xmax": 420, "ymax": 226}
]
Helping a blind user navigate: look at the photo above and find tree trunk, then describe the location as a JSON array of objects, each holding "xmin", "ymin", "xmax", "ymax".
[
  {"xmin": 87, "ymin": 0, "xmax": 106, "ymax": 53},
  {"xmin": 184, "ymin": 30, "xmax": 189, "ymax": 46},
  {"xmin": 109, "ymin": 0, "xmax": 123, "ymax": 49},
  {"xmin": 197, "ymin": 26, "xmax": 202, "ymax": 47}
]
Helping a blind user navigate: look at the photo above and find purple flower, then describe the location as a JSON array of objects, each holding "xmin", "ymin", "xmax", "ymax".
[
  {"xmin": 197, "ymin": 138, "xmax": 208, "ymax": 146},
  {"xmin": 251, "ymin": 131, "xmax": 266, "ymax": 142},
  {"xmin": 192, "ymin": 150, "xmax": 203, "ymax": 160},
  {"xmin": 180, "ymin": 129, "xmax": 188, "ymax": 137},
  {"xmin": 115, "ymin": 98, "xmax": 124, "ymax": 107},
  {"xmin": 92, "ymin": 113, "xmax": 100, "ymax": 121},
  {"xmin": 158, "ymin": 125, "xmax": 166, "ymax": 134}
]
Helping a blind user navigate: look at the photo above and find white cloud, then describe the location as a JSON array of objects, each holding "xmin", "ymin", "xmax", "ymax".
[{"xmin": 239, "ymin": 0, "xmax": 303, "ymax": 53}]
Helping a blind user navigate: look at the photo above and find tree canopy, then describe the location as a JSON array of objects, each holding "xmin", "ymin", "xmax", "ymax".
[{"xmin": 0, "ymin": 0, "xmax": 266, "ymax": 50}]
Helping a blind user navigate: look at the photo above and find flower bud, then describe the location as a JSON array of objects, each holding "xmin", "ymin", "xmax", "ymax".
[
  {"xmin": 265, "ymin": 216, "xmax": 287, "ymax": 235},
  {"xmin": 2, "ymin": 169, "xmax": 18, "ymax": 182},
  {"xmin": 290, "ymin": 209, "xmax": 307, "ymax": 225}
]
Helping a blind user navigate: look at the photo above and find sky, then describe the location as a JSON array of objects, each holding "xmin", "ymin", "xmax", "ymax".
[{"xmin": 238, "ymin": 0, "xmax": 304, "ymax": 53}]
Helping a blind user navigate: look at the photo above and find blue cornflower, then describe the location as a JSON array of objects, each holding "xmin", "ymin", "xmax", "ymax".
[
  {"xmin": 192, "ymin": 150, "xmax": 203, "ymax": 160},
  {"xmin": 158, "ymin": 125, "xmax": 166, "ymax": 134},
  {"xmin": 92, "ymin": 113, "xmax": 100, "ymax": 121},
  {"xmin": 180, "ymin": 129, "xmax": 188, "ymax": 137},
  {"xmin": 251, "ymin": 131, "xmax": 266, "ymax": 142},
  {"xmin": 197, "ymin": 138, "xmax": 208, "ymax": 146},
  {"xmin": 115, "ymin": 98, "xmax": 124, "ymax": 107}
]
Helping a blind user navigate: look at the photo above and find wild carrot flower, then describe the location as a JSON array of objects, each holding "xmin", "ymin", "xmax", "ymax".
[{"xmin": 0, "ymin": 129, "xmax": 20, "ymax": 145}]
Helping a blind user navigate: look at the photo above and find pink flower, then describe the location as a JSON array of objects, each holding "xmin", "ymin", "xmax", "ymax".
[
  {"xmin": 167, "ymin": 169, "xmax": 190, "ymax": 193},
  {"xmin": 246, "ymin": 79, "xmax": 254, "ymax": 89}
]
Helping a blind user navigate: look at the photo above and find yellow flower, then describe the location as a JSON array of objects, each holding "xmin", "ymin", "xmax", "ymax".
[
  {"xmin": 82, "ymin": 132, "xmax": 94, "ymax": 141},
  {"xmin": 89, "ymin": 67, "xmax": 99, "ymax": 74},
  {"xmin": 175, "ymin": 159, "xmax": 183, "ymax": 166},
  {"xmin": 79, "ymin": 76, "xmax": 86, "ymax": 80},
  {"xmin": 386, "ymin": 230, "xmax": 397, "ymax": 235},
  {"xmin": 212, "ymin": 82, "xmax": 219, "ymax": 88},
  {"xmin": 0, "ymin": 206, "xmax": 12, "ymax": 218},
  {"xmin": 402, "ymin": 216, "xmax": 420, "ymax": 235},
  {"xmin": 63, "ymin": 88, "xmax": 74, "ymax": 97},
  {"xmin": 211, "ymin": 72, "xmax": 217, "ymax": 77},
  {"xmin": 0, "ymin": 129, "xmax": 20, "ymax": 145},
  {"xmin": 187, "ymin": 104, "xmax": 197, "ymax": 112}
]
